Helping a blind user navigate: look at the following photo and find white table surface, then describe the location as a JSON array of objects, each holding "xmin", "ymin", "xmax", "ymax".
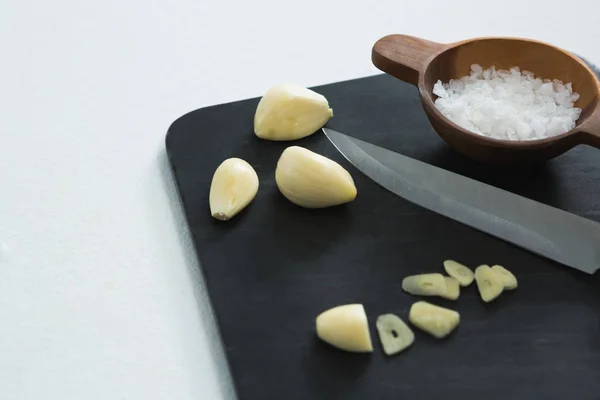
[{"xmin": 1, "ymin": 0, "xmax": 598, "ymax": 398}]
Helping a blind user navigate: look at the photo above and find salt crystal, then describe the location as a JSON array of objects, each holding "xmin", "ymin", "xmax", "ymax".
[
  {"xmin": 433, "ymin": 65, "xmax": 581, "ymax": 140},
  {"xmin": 433, "ymin": 81, "xmax": 448, "ymax": 98},
  {"xmin": 471, "ymin": 64, "xmax": 483, "ymax": 78}
]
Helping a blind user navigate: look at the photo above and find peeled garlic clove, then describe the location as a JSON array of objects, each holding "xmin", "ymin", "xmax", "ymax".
[
  {"xmin": 376, "ymin": 313, "xmax": 414, "ymax": 355},
  {"xmin": 401, "ymin": 273, "xmax": 447, "ymax": 296},
  {"xmin": 491, "ymin": 265, "xmax": 518, "ymax": 290},
  {"xmin": 254, "ymin": 83, "xmax": 333, "ymax": 141},
  {"xmin": 475, "ymin": 265, "xmax": 504, "ymax": 302},
  {"xmin": 409, "ymin": 301, "xmax": 460, "ymax": 339},
  {"xmin": 443, "ymin": 260, "xmax": 474, "ymax": 287},
  {"xmin": 441, "ymin": 277, "xmax": 460, "ymax": 300},
  {"xmin": 209, "ymin": 158, "xmax": 259, "ymax": 221},
  {"xmin": 275, "ymin": 146, "xmax": 357, "ymax": 208},
  {"xmin": 316, "ymin": 304, "xmax": 373, "ymax": 353}
]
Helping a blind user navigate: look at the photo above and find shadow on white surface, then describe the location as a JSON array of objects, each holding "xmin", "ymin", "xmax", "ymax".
[{"xmin": 158, "ymin": 151, "xmax": 237, "ymax": 400}]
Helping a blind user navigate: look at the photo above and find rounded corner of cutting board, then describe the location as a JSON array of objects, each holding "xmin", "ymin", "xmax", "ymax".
[{"xmin": 165, "ymin": 107, "xmax": 203, "ymax": 155}]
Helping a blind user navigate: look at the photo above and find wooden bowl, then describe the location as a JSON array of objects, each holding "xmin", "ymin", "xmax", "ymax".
[{"xmin": 372, "ymin": 34, "xmax": 600, "ymax": 164}]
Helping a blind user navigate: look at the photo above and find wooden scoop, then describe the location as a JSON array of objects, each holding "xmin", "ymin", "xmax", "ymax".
[{"xmin": 372, "ymin": 35, "xmax": 600, "ymax": 164}]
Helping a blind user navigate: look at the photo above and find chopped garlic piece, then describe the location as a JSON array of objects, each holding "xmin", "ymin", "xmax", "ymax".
[
  {"xmin": 491, "ymin": 265, "xmax": 518, "ymax": 290},
  {"xmin": 409, "ymin": 301, "xmax": 460, "ymax": 338},
  {"xmin": 316, "ymin": 304, "xmax": 373, "ymax": 353},
  {"xmin": 402, "ymin": 273, "xmax": 447, "ymax": 296},
  {"xmin": 376, "ymin": 314, "xmax": 414, "ymax": 355},
  {"xmin": 475, "ymin": 265, "xmax": 504, "ymax": 302},
  {"xmin": 440, "ymin": 276, "xmax": 460, "ymax": 300},
  {"xmin": 443, "ymin": 260, "xmax": 474, "ymax": 287}
]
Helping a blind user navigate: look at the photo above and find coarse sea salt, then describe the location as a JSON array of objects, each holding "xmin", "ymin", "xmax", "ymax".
[{"xmin": 433, "ymin": 64, "xmax": 582, "ymax": 141}]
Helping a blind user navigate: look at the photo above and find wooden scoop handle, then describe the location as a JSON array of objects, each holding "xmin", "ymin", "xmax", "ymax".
[
  {"xmin": 372, "ymin": 35, "xmax": 447, "ymax": 86},
  {"xmin": 580, "ymin": 106, "xmax": 600, "ymax": 148}
]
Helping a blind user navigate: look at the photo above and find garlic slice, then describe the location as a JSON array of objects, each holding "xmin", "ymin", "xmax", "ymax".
[
  {"xmin": 209, "ymin": 158, "xmax": 259, "ymax": 221},
  {"xmin": 409, "ymin": 301, "xmax": 460, "ymax": 339},
  {"xmin": 376, "ymin": 314, "xmax": 415, "ymax": 355},
  {"xmin": 401, "ymin": 273, "xmax": 447, "ymax": 297},
  {"xmin": 475, "ymin": 265, "xmax": 504, "ymax": 302},
  {"xmin": 443, "ymin": 260, "xmax": 474, "ymax": 287},
  {"xmin": 441, "ymin": 276, "xmax": 460, "ymax": 300},
  {"xmin": 316, "ymin": 304, "xmax": 373, "ymax": 353},
  {"xmin": 275, "ymin": 146, "xmax": 357, "ymax": 208},
  {"xmin": 254, "ymin": 83, "xmax": 333, "ymax": 141},
  {"xmin": 491, "ymin": 265, "xmax": 518, "ymax": 290}
]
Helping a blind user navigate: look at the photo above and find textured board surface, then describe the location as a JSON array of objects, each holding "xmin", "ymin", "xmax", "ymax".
[{"xmin": 166, "ymin": 71, "xmax": 600, "ymax": 400}]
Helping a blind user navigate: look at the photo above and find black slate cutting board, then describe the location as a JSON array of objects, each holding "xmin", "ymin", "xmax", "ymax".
[{"xmin": 166, "ymin": 71, "xmax": 600, "ymax": 400}]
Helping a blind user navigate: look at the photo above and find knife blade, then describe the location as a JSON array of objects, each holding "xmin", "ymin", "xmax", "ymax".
[{"xmin": 323, "ymin": 128, "xmax": 600, "ymax": 274}]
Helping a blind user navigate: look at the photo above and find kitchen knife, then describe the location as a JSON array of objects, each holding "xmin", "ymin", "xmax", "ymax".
[{"xmin": 323, "ymin": 128, "xmax": 600, "ymax": 274}]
